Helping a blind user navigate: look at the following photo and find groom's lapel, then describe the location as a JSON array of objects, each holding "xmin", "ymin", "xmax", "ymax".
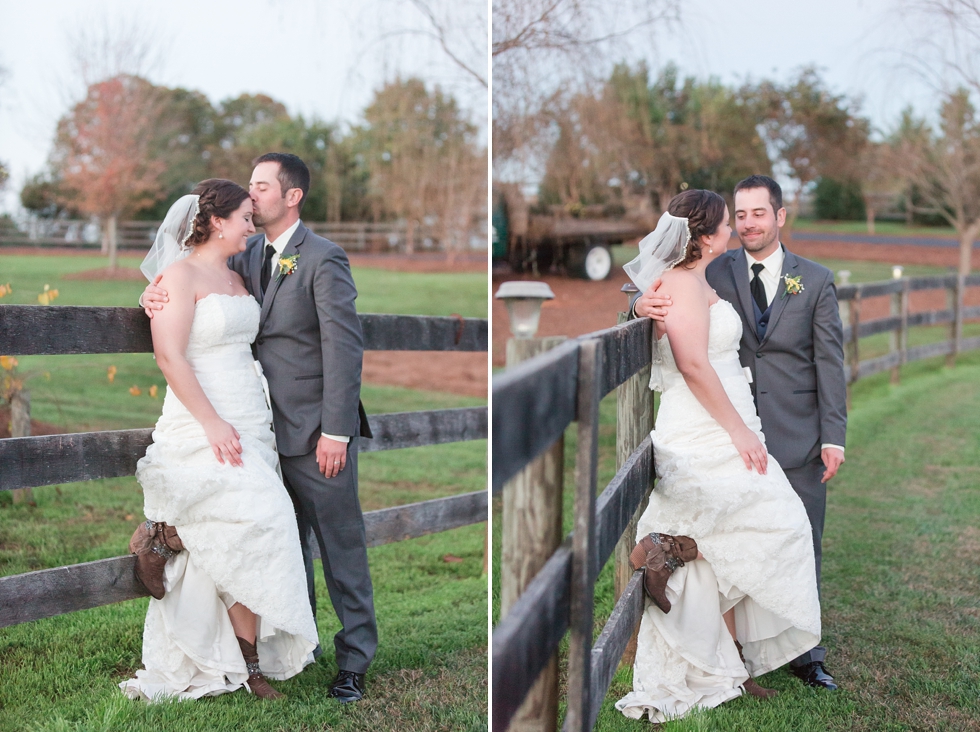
[
  {"xmin": 760, "ymin": 245, "xmax": 796, "ymax": 347},
  {"xmin": 729, "ymin": 249, "xmax": 758, "ymax": 344},
  {"xmin": 260, "ymin": 223, "xmax": 308, "ymax": 327},
  {"xmin": 248, "ymin": 235, "xmax": 265, "ymax": 304}
]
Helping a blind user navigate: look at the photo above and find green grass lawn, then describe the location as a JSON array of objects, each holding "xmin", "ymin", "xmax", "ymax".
[
  {"xmin": 0, "ymin": 253, "xmax": 488, "ymax": 732},
  {"xmin": 493, "ymin": 349, "xmax": 980, "ymax": 731},
  {"xmin": 612, "ymin": 247, "xmax": 951, "ymax": 282},
  {"xmin": 0, "ymin": 253, "xmax": 487, "ymax": 317},
  {"xmin": 791, "ymin": 219, "xmax": 959, "ymax": 238}
]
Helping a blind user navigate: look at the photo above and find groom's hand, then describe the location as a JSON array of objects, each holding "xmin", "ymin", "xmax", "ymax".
[
  {"xmin": 140, "ymin": 275, "xmax": 169, "ymax": 318},
  {"xmin": 634, "ymin": 278, "xmax": 671, "ymax": 321},
  {"xmin": 821, "ymin": 447, "xmax": 845, "ymax": 483},
  {"xmin": 316, "ymin": 435, "xmax": 347, "ymax": 478}
]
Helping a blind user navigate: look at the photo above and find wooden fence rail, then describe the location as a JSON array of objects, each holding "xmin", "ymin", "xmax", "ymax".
[
  {"xmin": 0, "ymin": 490, "xmax": 486, "ymax": 629},
  {"xmin": 492, "ymin": 271, "xmax": 980, "ymax": 732},
  {"xmin": 0, "ymin": 306, "xmax": 488, "ymax": 629},
  {"xmin": 0, "ymin": 219, "xmax": 490, "ymax": 253}
]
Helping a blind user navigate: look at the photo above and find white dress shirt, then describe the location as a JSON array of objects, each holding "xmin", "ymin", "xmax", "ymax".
[
  {"xmin": 265, "ymin": 219, "xmax": 350, "ymax": 446},
  {"xmin": 746, "ymin": 244, "xmax": 784, "ymax": 310},
  {"xmin": 264, "ymin": 218, "xmax": 302, "ymax": 279},
  {"xmin": 748, "ymin": 245, "xmax": 844, "ymax": 456}
]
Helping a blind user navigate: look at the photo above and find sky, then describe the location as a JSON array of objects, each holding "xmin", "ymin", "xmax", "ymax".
[
  {"xmin": 0, "ymin": 0, "xmax": 488, "ymax": 213},
  {"xmin": 643, "ymin": 0, "xmax": 937, "ymax": 132},
  {"xmin": 0, "ymin": 0, "xmax": 955, "ymax": 213},
  {"xmin": 494, "ymin": 0, "xmax": 947, "ymax": 187}
]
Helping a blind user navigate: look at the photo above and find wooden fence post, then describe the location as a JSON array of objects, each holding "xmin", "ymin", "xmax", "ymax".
[
  {"xmin": 566, "ymin": 339, "xmax": 601, "ymax": 732},
  {"xmin": 10, "ymin": 389, "xmax": 34, "ymax": 505},
  {"xmin": 890, "ymin": 270, "xmax": 903, "ymax": 385},
  {"xmin": 899, "ymin": 278, "xmax": 909, "ymax": 377},
  {"xmin": 847, "ymin": 292, "xmax": 861, "ymax": 410},
  {"xmin": 614, "ymin": 306, "xmax": 655, "ymax": 671},
  {"xmin": 501, "ymin": 335, "xmax": 567, "ymax": 732},
  {"xmin": 948, "ymin": 274, "xmax": 964, "ymax": 368}
]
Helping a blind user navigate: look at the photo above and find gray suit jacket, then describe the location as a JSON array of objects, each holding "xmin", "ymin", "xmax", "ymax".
[
  {"xmin": 229, "ymin": 222, "xmax": 370, "ymax": 457},
  {"xmin": 705, "ymin": 246, "xmax": 847, "ymax": 469}
]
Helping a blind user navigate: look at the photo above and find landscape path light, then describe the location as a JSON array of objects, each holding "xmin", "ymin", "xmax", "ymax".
[{"xmin": 494, "ymin": 281, "xmax": 555, "ymax": 339}]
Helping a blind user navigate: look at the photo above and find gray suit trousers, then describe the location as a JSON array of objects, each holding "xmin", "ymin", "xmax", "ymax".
[
  {"xmin": 783, "ymin": 456, "xmax": 827, "ymax": 667},
  {"xmin": 279, "ymin": 438, "xmax": 378, "ymax": 674}
]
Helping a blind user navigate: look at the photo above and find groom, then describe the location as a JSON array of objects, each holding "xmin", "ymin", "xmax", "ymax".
[
  {"xmin": 141, "ymin": 153, "xmax": 377, "ymax": 702},
  {"xmin": 633, "ymin": 174, "xmax": 846, "ymax": 690}
]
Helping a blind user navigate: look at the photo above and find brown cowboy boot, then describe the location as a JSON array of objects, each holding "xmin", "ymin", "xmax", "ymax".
[
  {"xmin": 237, "ymin": 636, "xmax": 284, "ymax": 700},
  {"xmin": 129, "ymin": 520, "xmax": 183, "ymax": 600},
  {"xmin": 735, "ymin": 640, "xmax": 778, "ymax": 699},
  {"xmin": 629, "ymin": 533, "xmax": 699, "ymax": 614}
]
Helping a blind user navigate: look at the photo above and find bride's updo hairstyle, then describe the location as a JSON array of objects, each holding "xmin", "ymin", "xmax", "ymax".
[
  {"xmin": 667, "ymin": 189, "xmax": 727, "ymax": 268},
  {"xmin": 185, "ymin": 179, "xmax": 251, "ymax": 246}
]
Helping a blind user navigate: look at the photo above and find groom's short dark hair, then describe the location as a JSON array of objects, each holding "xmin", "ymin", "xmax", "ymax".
[
  {"xmin": 734, "ymin": 175, "xmax": 783, "ymax": 215},
  {"xmin": 253, "ymin": 152, "xmax": 311, "ymax": 211}
]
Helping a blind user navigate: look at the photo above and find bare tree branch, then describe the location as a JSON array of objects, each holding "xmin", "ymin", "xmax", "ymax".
[
  {"xmin": 492, "ymin": 0, "xmax": 680, "ymax": 176},
  {"xmin": 408, "ymin": 0, "xmax": 487, "ymax": 87}
]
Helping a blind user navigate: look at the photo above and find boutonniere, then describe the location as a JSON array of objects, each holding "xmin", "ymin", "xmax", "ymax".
[
  {"xmin": 781, "ymin": 274, "xmax": 804, "ymax": 299},
  {"xmin": 277, "ymin": 254, "xmax": 299, "ymax": 281}
]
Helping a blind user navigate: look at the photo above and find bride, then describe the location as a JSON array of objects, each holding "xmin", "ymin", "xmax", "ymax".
[
  {"xmin": 119, "ymin": 179, "xmax": 318, "ymax": 701},
  {"xmin": 616, "ymin": 190, "xmax": 821, "ymax": 722}
]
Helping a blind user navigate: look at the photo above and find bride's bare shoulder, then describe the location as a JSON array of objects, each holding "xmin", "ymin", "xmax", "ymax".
[
  {"xmin": 157, "ymin": 257, "xmax": 197, "ymax": 295},
  {"xmin": 660, "ymin": 268, "xmax": 704, "ymax": 298}
]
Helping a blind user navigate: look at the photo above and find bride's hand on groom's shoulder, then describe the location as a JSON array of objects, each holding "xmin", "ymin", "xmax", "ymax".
[
  {"xmin": 635, "ymin": 278, "xmax": 672, "ymax": 322},
  {"xmin": 731, "ymin": 426, "xmax": 767, "ymax": 475},
  {"xmin": 140, "ymin": 275, "xmax": 169, "ymax": 318}
]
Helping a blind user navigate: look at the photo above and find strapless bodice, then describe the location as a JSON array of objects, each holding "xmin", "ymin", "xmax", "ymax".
[
  {"xmin": 655, "ymin": 299, "xmax": 746, "ymax": 391},
  {"xmin": 185, "ymin": 293, "xmax": 259, "ymax": 371}
]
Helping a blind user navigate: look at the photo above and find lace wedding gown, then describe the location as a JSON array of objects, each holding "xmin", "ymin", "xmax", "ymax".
[
  {"xmin": 617, "ymin": 299, "xmax": 821, "ymax": 723},
  {"xmin": 120, "ymin": 294, "xmax": 318, "ymax": 701}
]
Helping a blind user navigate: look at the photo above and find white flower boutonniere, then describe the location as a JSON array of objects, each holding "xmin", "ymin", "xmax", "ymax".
[
  {"xmin": 277, "ymin": 254, "xmax": 299, "ymax": 281},
  {"xmin": 781, "ymin": 274, "xmax": 804, "ymax": 299}
]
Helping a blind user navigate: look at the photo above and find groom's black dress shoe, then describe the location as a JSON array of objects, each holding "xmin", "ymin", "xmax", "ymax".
[
  {"xmin": 791, "ymin": 661, "xmax": 838, "ymax": 690},
  {"xmin": 329, "ymin": 670, "xmax": 366, "ymax": 703}
]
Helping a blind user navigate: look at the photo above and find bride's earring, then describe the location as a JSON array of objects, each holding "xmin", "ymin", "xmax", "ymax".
[{"xmin": 218, "ymin": 232, "xmax": 223, "ymax": 239}]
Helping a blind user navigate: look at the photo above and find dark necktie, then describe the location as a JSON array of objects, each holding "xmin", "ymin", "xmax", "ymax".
[
  {"xmin": 750, "ymin": 263, "xmax": 768, "ymax": 313},
  {"xmin": 260, "ymin": 244, "xmax": 275, "ymax": 293}
]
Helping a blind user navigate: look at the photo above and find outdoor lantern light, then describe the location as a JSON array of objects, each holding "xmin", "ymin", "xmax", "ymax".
[
  {"xmin": 495, "ymin": 281, "xmax": 555, "ymax": 339},
  {"xmin": 892, "ymin": 265, "xmax": 904, "ymax": 279}
]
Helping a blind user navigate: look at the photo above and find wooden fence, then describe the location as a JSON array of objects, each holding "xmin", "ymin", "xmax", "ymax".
[
  {"xmin": 0, "ymin": 219, "xmax": 483, "ymax": 253},
  {"xmin": 0, "ymin": 306, "xmax": 488, "ymax": 628},
  {"xmin": 491, "ymin": 272, "xmax": 980, "ymax": 732}
]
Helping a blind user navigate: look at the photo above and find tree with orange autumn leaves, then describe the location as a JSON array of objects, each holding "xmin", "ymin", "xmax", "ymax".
[{"xmin": 50, "ymin": 75, "xmax": 166, "ymax": 269}]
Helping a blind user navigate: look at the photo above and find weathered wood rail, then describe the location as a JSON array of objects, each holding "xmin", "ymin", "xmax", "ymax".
[
  {"xmin": 0, "ymin": 219, "xmax": 476, "ymax": 253},
  {"xmin": 837, "ymin": 273, "xmax": 980, "ymax": 386},
  {"xmin": 491, "ymin": 271, "xmax": 980, "ymax": 732},
  {"xmin": 0, "ymin": 305, "xmax": 488, "ymax": 628}
]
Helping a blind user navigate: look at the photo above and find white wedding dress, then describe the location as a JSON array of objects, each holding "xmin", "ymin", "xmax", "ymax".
[
  {"xmin": 120, "ymin": 293, "xmax": 318, "ymax": 701},
  {"xmin": 617, "ymin": 299, "xmax": 822, "ymax": 723}
]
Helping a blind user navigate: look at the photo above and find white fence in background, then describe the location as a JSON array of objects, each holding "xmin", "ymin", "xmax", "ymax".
[{"xmin": 0, "ymin": 217, "xmax": 489, "ymax": 253}]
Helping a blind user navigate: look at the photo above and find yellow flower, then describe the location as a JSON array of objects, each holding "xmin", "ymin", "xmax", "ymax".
[
  {"xmin": 107, "ymin": 365, "xmax": 117, "ymax": 384},
  {"xmin": 129, "ymin": 385, "xmax": 142, "ymax": 396},
  {"xmin": 277, "ymin": 254, "xmax": 300, "ymax": 280},
  {"xmin": 781, "ymin": 274, "xmax": 805, "ymax": 299},
  {"xmin": 37, "ymin": 284, "xmax": 60, "ymax": 305},
  {"xmin": 149, "ymin": 384, "xmax": 158, "ymax": 398},
  {"xmin": 0, "ymin": 283, "xmax": 11, "ymax": 298},
  {"xmin": 0, "ymin": 355, "xmax": 18, "ymax": 371}
]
